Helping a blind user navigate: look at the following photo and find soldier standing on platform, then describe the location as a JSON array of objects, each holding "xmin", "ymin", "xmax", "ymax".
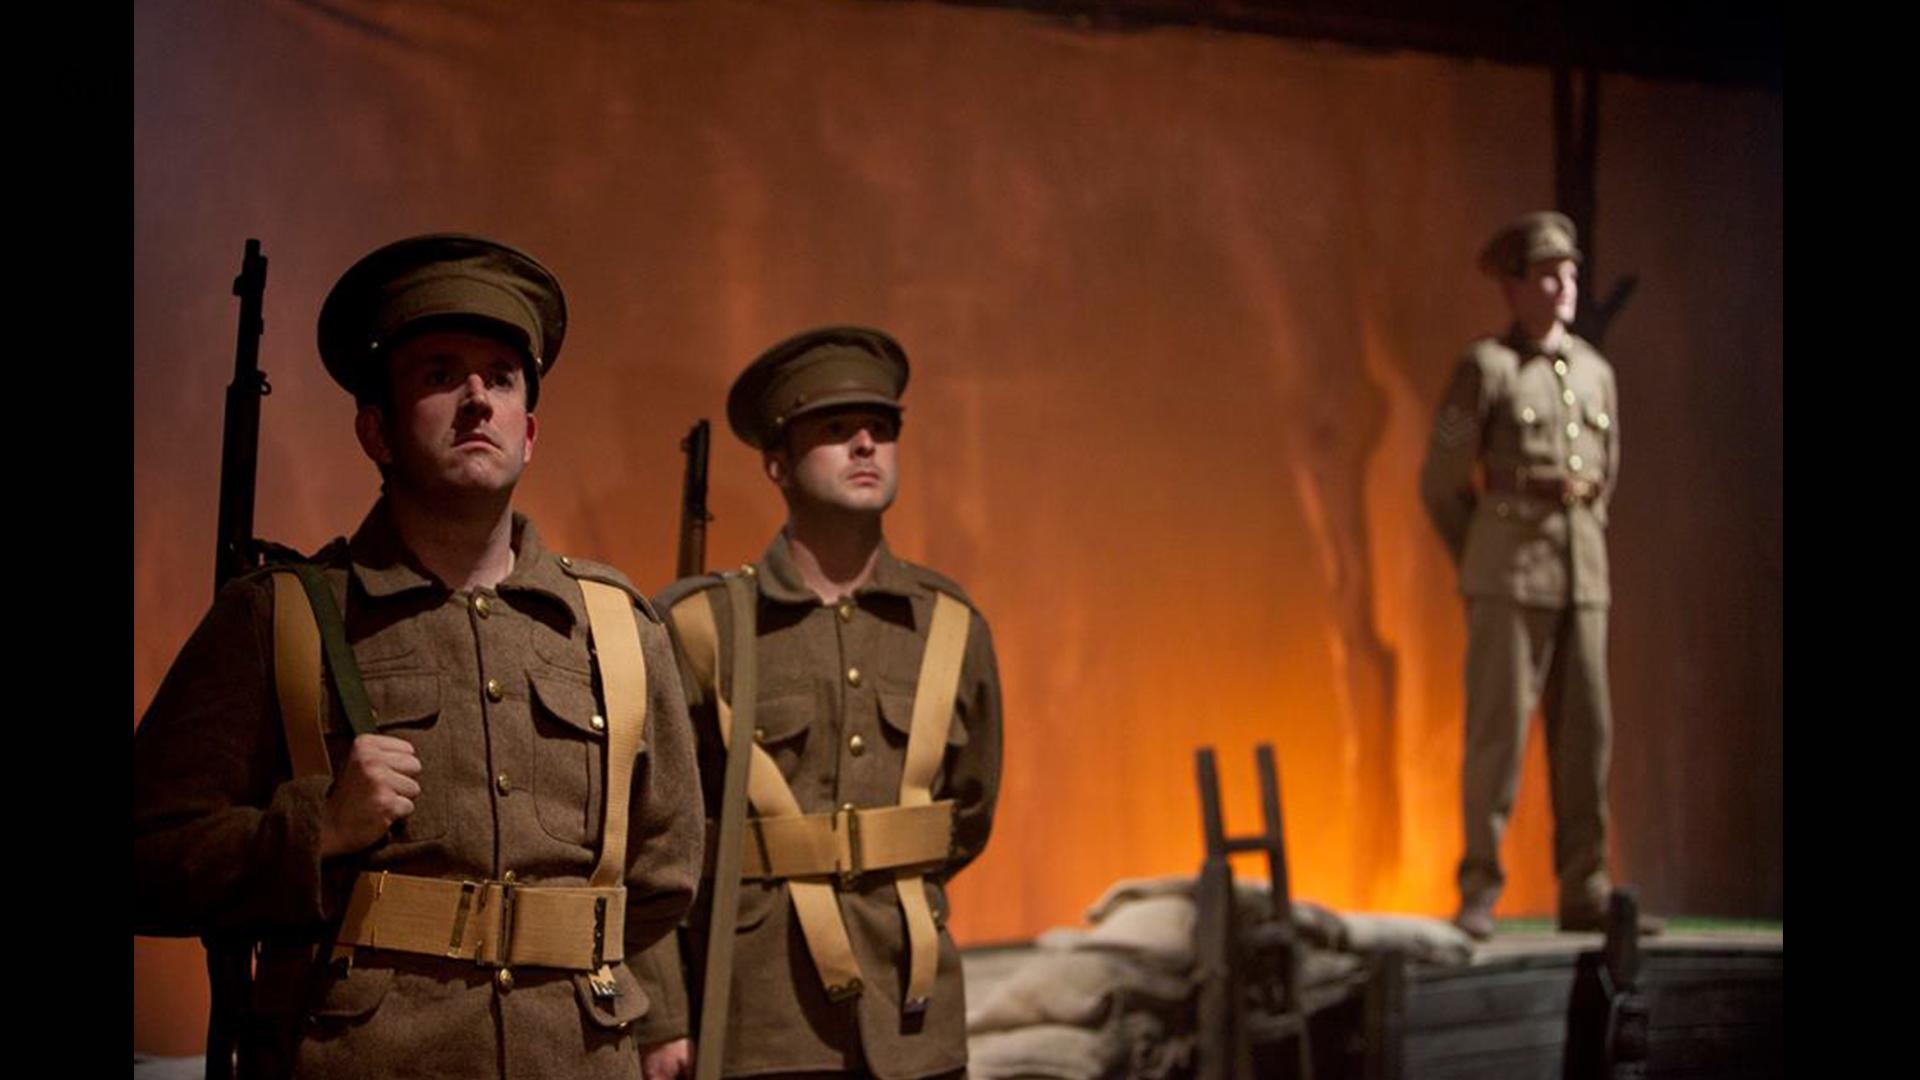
[
  {"xmin": 133, "ymin": 234, "xmax": 704, "ymax": 1077},
  {"xmin": 1420, "ymin": 213, "xmax": 1657, "ymax": 940},
  {"xmin": 636, "ymin": 327, "xmax": 1003, "ymax": 1079}
]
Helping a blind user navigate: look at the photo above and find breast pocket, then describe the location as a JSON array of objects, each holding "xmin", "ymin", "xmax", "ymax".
[
  {"xmin": 1583, "ymin": 399, "xmax": 1615, "ymax": 474},
  {"xmin": 878, "ymin": 689, "xmax": 970, "ymax": 791},
  {"xmin": 528, "ymin": 666, "xmax": 610, "ymax": 848},
  {"xmin": 751, "ymin": 693, "xmax": 816, "ymax": 781},
  {"xmin": 355, "ymin": 670, "xmax": 447, "ymax": 843},
  {"xmin": 1510, "ymin": 400, "xmax": 1553, "ymax": 461}
]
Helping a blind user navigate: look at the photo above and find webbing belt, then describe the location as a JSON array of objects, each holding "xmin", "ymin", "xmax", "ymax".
[
  {"xmin": 706, "ymin": 801, "xmax": 955, "ymax": 881},
  {"xmin": 269, "ymin": 568, "xmax": 647, "ymax": 992},
  {"xmin": 676, "ymin": 581, "xmax": 969, "ymax": 1015},
  {"xmin": 336, "ymin": 872, "xmax": 624, "ymax": 970}
]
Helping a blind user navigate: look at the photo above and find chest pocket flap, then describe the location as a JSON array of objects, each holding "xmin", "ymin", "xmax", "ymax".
[
  {"xmin": 529, "ymin": 667, "xmax": 610, "ymax": 740},
  {"xmin": 363, "ymin": 672, "xmax": 442, "ymax": 732},
  {"xmin": 752, "ymin": 693, "xmax": 815, "ymax": 746},
  {"xmin": 878, "ymin": 690, "xmax": 970, "ymax": 748}
]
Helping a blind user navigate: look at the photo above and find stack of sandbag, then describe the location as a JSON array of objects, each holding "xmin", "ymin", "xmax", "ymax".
[{"xmin": 966, "ymin": 875, "xmax": 1471, "ymax": 1079}]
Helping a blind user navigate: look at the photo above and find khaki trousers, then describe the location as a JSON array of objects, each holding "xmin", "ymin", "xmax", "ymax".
[{"xmin": 1458, "ymin": 599, "xmax": 1613, "ymax": 917}]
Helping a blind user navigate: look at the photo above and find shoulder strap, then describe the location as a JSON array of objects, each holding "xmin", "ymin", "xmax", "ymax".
[
  {"xmin": 271, "ymin": 573, "xmax": 329, "ymax": 779},
  {"xmin": 899, "ymin": 591, "xmax": 971, "ymax": 806},
  {"xmin": 576, "ymin": 580, "xmax": 649, "ymax": 891},
  {"xmin": 893, "ymin": 589, "xmax": 972, "ymax": 1011},
  {"xmin": 669, "ymin": 586, "xmax": 722, "ymax": 701},
  {"xmin": 269, "ymin": 565, "xmax": 376, "ymax": 780}
]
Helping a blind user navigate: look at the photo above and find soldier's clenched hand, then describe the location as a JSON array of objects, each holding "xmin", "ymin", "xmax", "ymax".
[
  {"xmin": 641, "ymin": 1038, "xmax": 692, "ymax": 1080},
  {"xmin": 319, "ymin": 734, "xmax": 422, "ymax": 857}
]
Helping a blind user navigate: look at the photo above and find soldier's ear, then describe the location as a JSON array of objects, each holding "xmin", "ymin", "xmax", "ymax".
[
  {"xmin": 355, "ymin": 405, "xmax": 395, "ymax": 467},
  {"xmin": 763, "ymin": 447, "xmax": 791, "ymax": 489}
]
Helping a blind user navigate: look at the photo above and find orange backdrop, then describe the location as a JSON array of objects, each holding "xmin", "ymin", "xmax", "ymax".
[{"xmin": 134, "ymin": 0, "xmax": 1783, "ymax": 1055}]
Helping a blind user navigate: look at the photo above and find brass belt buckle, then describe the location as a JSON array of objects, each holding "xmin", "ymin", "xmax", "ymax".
[
  {"xmin": 586, "ymin": 895, "xmax": 621, "ymax": 1000},
  {"xmin": 480, "ymin": 878, "xmax": 518, "ymax": 969},
  {"xmin": 838, "ymin": 805, "xmax": 864, "ymax": 890},
  {"xmin": 448, "ymin": 880, "xmax": 480, "ymax": 958}
]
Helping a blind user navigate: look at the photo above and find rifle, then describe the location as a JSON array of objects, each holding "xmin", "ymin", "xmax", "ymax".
[
  {"xmin": 205, "ymin": 238, "xmax": 270, "ymax": 1080},
  {"xmin": 676, "ymin": 419, "xmax": 711, "ymax": 579},
  {"xmin": 214, "ymin": 239, "xmax": 270, "ymax": 590}
]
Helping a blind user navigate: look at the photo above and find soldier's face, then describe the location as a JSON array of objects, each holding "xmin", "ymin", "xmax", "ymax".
[
  {"xmin": 767, "ymin": 406, "xmax": 900, "ymax": 517},
  {"xmin": 355, "ymin": 329, "xmax": 538, "ymax": 501},
  {"xmin": 1503, "ymin": 257, "xmax": 1579, "ymax": 331}
]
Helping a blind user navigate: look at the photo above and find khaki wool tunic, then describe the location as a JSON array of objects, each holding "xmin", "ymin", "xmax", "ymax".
[
  {"xmin": 133, "ymin": 502, "xmax": 704, "ymax": 1079},
  {"xmin": 641, "ymin": 532, "xmax": 1003, "ymax": 1079},
  {"xmin": 1420, "ymin": 330, "xmax": 1618, "ymax": 609}
]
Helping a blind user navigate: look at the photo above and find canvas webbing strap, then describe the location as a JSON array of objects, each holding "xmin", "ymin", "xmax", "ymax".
[
  {"xmin": 679, "ymin": 582, "xmax": 866, "ymax": 1026},
  {"xmin": 292, "ymin": 565, "xmax": 376, "ymax": 735},
  {"xmin": 577, "ymin": 580, "xmax": 649, "ymax": 890},
  {"xmin": 676, "ymin": 581, "xmax": 970, "ymax": 1017},
  {"xmin": 692, "ymin": 578, "xmax": 763, "ymax": 1080},
  {"xmin": 335, "ymin": 871, "xmax": 624, "ymax": 970},
  {"xmin": 269, "ymin": 566, "xmax": 377, "ymax": 781},
  {"xmin": 271, "ymin": 572, "xmax": 330, "ymax": 779},
  {"xmin": 577, "ymin": 579, "xmax": 650, "ymax": 999},
  {"xmin": 705, "ymin": 802, "xmax": 955, "ymax": 879},
  {"xmin": 895, "ymin": 590, "xmax": 970, "ymax": 1012},
  {"xmin": 715, "ymin": 577, "xmax": 865, "ymax": 1001}
]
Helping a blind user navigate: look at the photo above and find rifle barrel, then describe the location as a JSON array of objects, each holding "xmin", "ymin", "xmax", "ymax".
[{"xmin": 213, "ymin": 240, "xmax": 269, "ymax": 592}]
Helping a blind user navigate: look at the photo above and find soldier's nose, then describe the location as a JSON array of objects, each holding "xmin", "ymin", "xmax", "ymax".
[{"xmin": 459, "ymin": 375, "xmax": 493, "ymax": 414}]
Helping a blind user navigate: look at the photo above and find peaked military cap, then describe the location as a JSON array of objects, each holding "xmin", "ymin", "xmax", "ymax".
[
  {"xmin": 1477, "ymin": 212, "xmax": 1583, "ymax": 278},
  {"xmin": 318, "ymin": 233, "xmax": 567, "ymax": 405},
  {"xmin": 726, "ymin": 325, "xmax": 910, "ymax": 449}
]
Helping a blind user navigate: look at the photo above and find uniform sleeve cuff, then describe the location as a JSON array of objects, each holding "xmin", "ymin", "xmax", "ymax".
[{"xmin": 627, "ymin": 933, "xmax": 691, "ymax": 1042}]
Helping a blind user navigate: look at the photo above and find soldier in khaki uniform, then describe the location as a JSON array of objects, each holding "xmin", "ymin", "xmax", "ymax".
[
  {"xmin": 637, "ymin": 327, "xmax": 1004, "ymax": 1079},
  {"xmin": 133, "ymin": 235, "xmax": 704, "ymax": 1077},
  {"xmin": 1419, "ymin": 213, "xmax": 1648, "ymax": 939}
]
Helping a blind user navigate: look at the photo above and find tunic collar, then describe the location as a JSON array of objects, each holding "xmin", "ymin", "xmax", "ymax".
[
  {"xmin": 754, "ymin": 528, "xmax": 918, "ymax": 606},
  {"xmin": 347, "ymin": 499, "xmax": 580, "ymax": 625}
]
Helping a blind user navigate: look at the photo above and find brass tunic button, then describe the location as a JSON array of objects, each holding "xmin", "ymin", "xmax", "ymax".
[
  {"xmin": 485, "ymin": 678, "xmax": 504, "ymax": 702},
  {"xmin": 849, "ymin": 734, "xmax": 866, "ymax": 756},
  {"xmin": 841, "ymin": 802, "xmax": 857, "ymax": 815},
  {"xmin": 846, "ymin": 667, "xmax": 862, "ymax": 687},
  {"xmin": 495, "ymin": 968, "xmax": 514, "ymax": 991},
  {"xmin": 837, "ymin": 601, "xmax": 854, "ymax": 623},
  {"xmin": 473, "ymin": 594, "xmax": 492, "ymax": 617},
  {"xmin": 740, "ymin": 564, "xmax": 757, "ymax": 578},
  {"xmin": 502, "ymin": 870, "xmax": 517, "ymax": 883},
  {"xmin": 1521, "ymin": 407, "xmax": 1536, "ymax": 424},
  {"xmin": 754, "ymin": 727, "xmax": 767, "ymax": 744},
  {"xmin": 1553, "ymin": 358, "xmax": 1569, "ymax": 377},
  {"xmin": 590, "ymin": 714, "xmax": 607, "ymax": 732},
  {"xmin": 559, "ymin": 556, "xmax": 573, "ymax": 569},
  {"xmin": 1566, "ymin": 422, "xmax": 1581, "ymax": 439},
  {"xmin": 1568, "ymin": 455, "xmax": 1584, "ymax": 471},
  {"xmin": 495, "ymin": 772, "xmax": 512, "ymax": 795}
]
